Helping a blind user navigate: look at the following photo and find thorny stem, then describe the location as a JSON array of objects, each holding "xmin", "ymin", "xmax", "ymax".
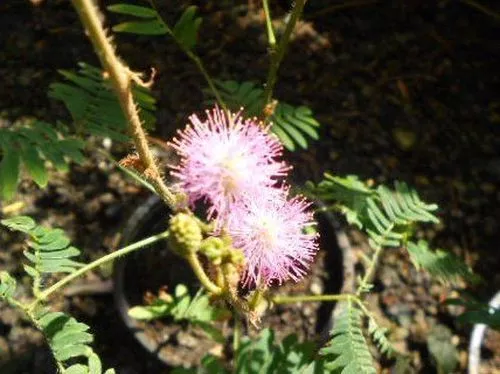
[
  {"xmin": 263, "ymin": 0, "xmax": 307, "ymax": 107},
  {"xmin": 71, "ymin": 0, "xmax": 177, "ymax": 210},
  {"xmin": 31, "ymin": 230, "xmax": 170, "ymax": 309},
  {"xmin": 147, "ymin": 0, "xmax": 227, "ymax": 110},
  {"xmin": 185, "ymin": 252, "xmax": 222, "ymax": 295}
]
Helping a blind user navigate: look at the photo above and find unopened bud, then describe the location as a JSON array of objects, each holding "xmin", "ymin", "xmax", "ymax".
[
  {"xmin": 200, "ymin": 237, "xmax": 225, "ymax": 265},
  {"xmin": 168, "ymin": 213, "xmax": 202, "ymax": 256}
]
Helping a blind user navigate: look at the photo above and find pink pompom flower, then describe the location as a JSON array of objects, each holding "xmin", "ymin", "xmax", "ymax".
[
  {"xmin": 226, "ymin": 188, "xmax": 319, "ymax": 286},
  {"xmin": 169, "ymin": 107, "xmax": 289, "ymax": 222}
]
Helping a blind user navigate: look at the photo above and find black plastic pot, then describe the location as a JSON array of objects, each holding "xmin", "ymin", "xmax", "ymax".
[{"xmin": 113, "ymin": 194, "xmax": 349, "ymax": 368}]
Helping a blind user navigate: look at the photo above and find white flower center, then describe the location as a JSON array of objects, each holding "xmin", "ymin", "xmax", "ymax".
[
  {"xmin": 220, "ymin": 153, "xmax": 246, "ymax": 193},
  {"xmin": 258, "ymin": 215, "xmax": 279, "ymax": 248}
]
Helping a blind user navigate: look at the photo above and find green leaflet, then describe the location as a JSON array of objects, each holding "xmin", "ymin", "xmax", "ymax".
[
  {"xmin": 307, "ymin": 175, "xmax": 439, "ymax": 248},
  {"xmin": 108, "ymin": 3, "xmax": 202, "ymax": 50},
  {"xmin": 0, "ymin": 122, "xmax": 85, "ymax": 196},
  {"xmin": 49, "ymin": 62, "xmax": 157, "ymax": 141},
  {"xmin": 320, "ymin": 301, "xmax": 376, "ymax": 374},
  {"xmin": 128, "ymin": 284, "xmax": 228, "ymax": 343},
  {"xmin": 37, "ymin": 311, "xmax": 115, "ymax": 373},
  {"xmin": 407, "ymin": 240, "xmax": 479, "ymax": 285},
  {"xmin": 208, "ymin": 79, "xmax": 321, "ymax": 151},
  {"xmin": 0, "ymin": 143, "xmax": 20, "ymax": 200},
  {"xmin": 1, "ymin": 216, "xmax": 82, "ymax": 278},
  {"xmin": 0, "ymin": 271, "xmax": 17, "ymax": 301}
]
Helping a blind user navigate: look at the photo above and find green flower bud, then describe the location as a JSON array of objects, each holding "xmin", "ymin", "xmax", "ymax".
[
  {"xmin": 168, "ymin": 213, "xmax": 202, "ymax": 256},
  {"xmin": 199, "ymin": 237, "xmax": 226, "ymax": 265}
]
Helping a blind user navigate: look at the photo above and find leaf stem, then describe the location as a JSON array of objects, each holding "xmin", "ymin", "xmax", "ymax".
[
  {"xmin": 263, "ymin": 0, "xmax": 306, "ymax": 107},
  {"xmin": 233, "ymin": 314, "xmax": 241, "ymax": 353},
  {"xmin": 262, "ymin": 0, "xmax": 276, "ymax": 47},
  {"xmin": 71, "ymin": 0, "xmax": 177, "ymax": 210},
  {"xmin": 272, "ymin": 293, "xmax": 356, "ymax": 304},
  {"xmin": 185, "ymin": 252, "xmax": 222, "ymax": 295},
  {"xmin": 32, "ymin": 230, "xmax": 170, "ymax": 308},
  {"xmin": 356, "ymin": 245, "xmax": 384, "ymax": 297}
]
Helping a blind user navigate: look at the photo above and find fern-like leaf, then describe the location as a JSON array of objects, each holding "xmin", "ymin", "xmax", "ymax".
[
  {"xmin": 0, "ymin": 121, "xmax": 85, "ymax": 199},
  {"xmin": 407, "ymin": 240, "xmax": 478, "ymax": 285},
  {"xmin": 367, "ymin": 317, "xmax": 396, "ymax": 358},
  {"xmin": 308, "ymin": 175, "xmax": 439, "ymax": 249},
  {"xmin": 109, "ymin": 3, "xmax": 202, "ymax": 50},
  {"xmin": 235, "ymin": 328, "xmax": 315, "ymax": 374},
  {"xmin": 36, "ymin": 310, "xmax": 115, "ymax": 374},
  {"xmin": 211, "ymin": 80, "xmax": 321, "ymax": 151},
  {"xmin": 49, "ymin": 62, "xmax": 156, "ymax": 141},
  {"xmin": 306, "ymin": 174, "xmax": 373, "ymax": 228},
  {"xmin": 320, "ymin": 300, "xmax": 376, "ymax": 374},
  {"xmin": 128, "ymin": 284, "xmax": 228, "ymax": 343},
  {"xmin": 1, "ymin": 216, "xmax": 82, "ymax": 288}
]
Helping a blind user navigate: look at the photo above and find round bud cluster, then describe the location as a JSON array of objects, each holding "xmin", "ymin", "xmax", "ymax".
[{"xmin": 168, "ymin": 213, "xmax": 203, "ymax": 256}]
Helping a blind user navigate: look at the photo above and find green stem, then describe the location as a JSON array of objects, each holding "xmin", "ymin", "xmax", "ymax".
[
  {"xmin": 356, "ymin": 245, "xmax": 384, "ymax": 297},
  {"xmin": 262, "ymin": 0, "xmax": 276, "ymax": 47},
  {"xmin": 187, "ymin": 51, "xmax": 227, "ymax": 111},
  {"xmin": 248, "ymin": 287, "xmax": 265, "ymax": 311},
  {"xmin": 263, "ymin": 0, "xmax": 306, "ymax": 107},
  {"xmin": 233, "ymin": 314, "xmax": 241, "ymax": 353},
  {"xmin": 459, "ymin": 0, "xmax": 500, "ymax": 21},
  {"xmin": 272, "ymin": 293, "xmax": 355, "ymax": 304},
  {"xmin": 32, "ymin": 230, "xmax": 170, "ymax": 308},
  {"xmin": 185, "ymin": 252, "xmax": 222, "ymax": 295},
  {"xmin": 97, "ymin": 149, "xmax": 156, "ymax": 194}
]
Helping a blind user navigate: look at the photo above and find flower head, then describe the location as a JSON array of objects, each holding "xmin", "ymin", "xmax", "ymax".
[
  {"xmin": 226, "ymin": 187, "xmax": 319, "ymax": 286},
  {"xmin": 169, "ymin": 107, "xmax": 289, "ymax": 222}
]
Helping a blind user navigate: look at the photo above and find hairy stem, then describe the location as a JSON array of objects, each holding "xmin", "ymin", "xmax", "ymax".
[
  {"xmin": 263, "ymin": 0, "xmax": 306, "ymax": 107},
  {"xmin": 71, "ymin": 0, "xmax": 176, "ymax": 210},
  {"xmin": 32, "ymin": 230, "xmax": 170, "ymax": 307},
  {"xmin": 272, "ymin": 293, "xmax": 356, "ymax": 304},
  {"xmin": 185, "ymin": 252, "xmax": 222, "ymax": 295}
]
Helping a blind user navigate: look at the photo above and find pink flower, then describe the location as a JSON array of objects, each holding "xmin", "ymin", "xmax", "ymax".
[
  {"xmin": 169, "ymin": 107, "xmax": 289, "ymax": 222},
  {"xmin": 227, "ymin": 188, "xmax": 319, "ymax": 286}
]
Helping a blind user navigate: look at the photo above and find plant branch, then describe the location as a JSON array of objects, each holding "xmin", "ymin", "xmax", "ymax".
[
  {"xmin": 262, "ymin": 0, "xmax": 276, "ymax": 47},
  {"xmin": 263, "ymin": 0, "xmax": 306, "ymax": 107},
  {"xmin": 71, "ymin": 0, "xmax": 177, "ymax": 210},
  {"xmin": 356, "ymin": 244, "xmax": 384, "ymax": 296},
  {"xmin": 185, "ymin": 252, "xmax": 222, "ymax": 295},
  {"xmin": 459, "ymin": 0, "xmax": 500, "ymax": 21},
  {"xmin": 32, "ymin": 230, "xmax": 170, "ymax": 307}
]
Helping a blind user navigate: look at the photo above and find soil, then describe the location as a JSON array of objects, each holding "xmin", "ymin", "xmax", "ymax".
[{"xmin": 1, "ymin": 0, "xmax": 500, "ymax": 373}]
